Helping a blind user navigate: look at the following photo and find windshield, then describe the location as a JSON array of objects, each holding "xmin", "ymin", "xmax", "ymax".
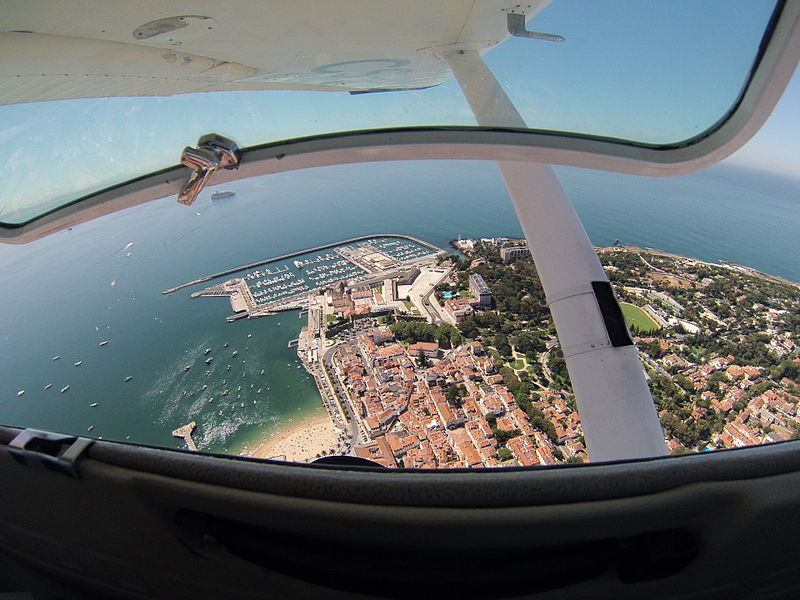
[{"xmin": 0, "ymin": 0, "xmax": 779, "ymax": 225}]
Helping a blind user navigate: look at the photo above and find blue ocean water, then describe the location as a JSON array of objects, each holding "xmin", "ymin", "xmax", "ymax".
[{"xmin": 0, "ymin": 161, "xmax": 797, "ymax": 453}]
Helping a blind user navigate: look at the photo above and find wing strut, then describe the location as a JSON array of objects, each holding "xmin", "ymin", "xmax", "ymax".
[{"xmin": 446, "ymin": 50, "xmax": 666, "ymax": 461}]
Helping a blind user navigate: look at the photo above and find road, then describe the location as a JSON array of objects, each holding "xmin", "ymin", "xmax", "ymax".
[
  {"xmin": 407, "ymin": 266, "xmax": 453, "ymax": 324},
  {"xmin": 538, "ymin": 345, "xmax": 555, "ymax": 386},
  {"xmin": 322, "ymin": 342, "xmax": 366, "ymax": 445}
]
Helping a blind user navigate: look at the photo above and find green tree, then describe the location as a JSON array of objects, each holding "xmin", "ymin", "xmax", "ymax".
[
  {"xmin": 498, "ymin": 447, "xmax": 514, "ymax": 461},
  {"xmin": 417, "ymin": 350, "xmax": 430, "ymax": 367},
  {"xmin": 493, "ymin": 427, "xmax": 521, "ymax": 445}
]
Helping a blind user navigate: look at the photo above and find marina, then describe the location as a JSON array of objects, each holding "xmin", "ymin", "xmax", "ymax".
[
  {"xmin": 161, "ymin": 233, "xmax": 440, "ymax": 296},
  {"xmin": 184, "ymin": 235, "xmax": 444, "ymax": 321}
]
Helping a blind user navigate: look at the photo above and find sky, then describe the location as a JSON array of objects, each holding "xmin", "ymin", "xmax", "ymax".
[
  {"xmin": 725, "ymin": 66, "xmax": 800, "ymax": 177},
  {"xmin": 0, "ymin": 0, "xmax": 796, "ymax": 224}
]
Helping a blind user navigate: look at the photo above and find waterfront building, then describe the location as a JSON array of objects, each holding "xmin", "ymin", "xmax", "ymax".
[
  {"xmin": 469, "ymin": 273, "xmax": 492, "ymax": 306},
  {"xmin": 354, "ymin": 438, "xmax": 396, "ymax": 468},
  {"xmin": 500, "ymin": 245, "xmax": 530, "ymax": 262}
]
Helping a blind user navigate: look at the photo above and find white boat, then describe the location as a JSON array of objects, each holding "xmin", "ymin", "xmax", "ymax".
[
  {"xmin": 124, "ymin": 376, "xmax": 133, "ymax": 382},
  {"xmin": 211, "ymin": 190, "xmax": 235, "ymax": 200},
  {"xmin": 44, "ymin": 384, "xmax": 52, "ymax": 390},
  {"xmin": 74, "ymin": 360, "xmax": 82, "ymax": 367},
  {"xmin": 16, "ymin": 390, "xmax": 24, "ymax": 397},
  {"xmin": 89, "ymin": 403, "xmax": 98, "ymax": 407},
  {"xmin": 99, "ymin": 340, "xmax": 108, "ymax": 346},
  {"xmin": 52, "ymin": 355, "xmax": 60, "ymax": 361},
  {"xmin": 60, "ymin": 385, "xmax": 70, "ymax": 393}
]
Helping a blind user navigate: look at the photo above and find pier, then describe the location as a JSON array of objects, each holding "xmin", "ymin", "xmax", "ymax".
[
  {"xmin": 172, "ymin": 421, "xmax": 198, "ymax": 451},
  {"xmin": 162, "ymin": 233, "xmax": 441, "ymax": 295}
]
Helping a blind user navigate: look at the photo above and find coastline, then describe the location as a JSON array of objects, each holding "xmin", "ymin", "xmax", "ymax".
[
  {"xmin": 245, "ymin": 408, "xmax": 340, "ymax": 463},
  {"xmin": 450, "ymin": 237, "xmax": 800, "ymax": 287}
]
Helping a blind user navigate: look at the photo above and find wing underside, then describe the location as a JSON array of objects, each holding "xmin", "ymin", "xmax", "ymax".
[{"xmin": 0, "ymin": 0, "xmax": 552, "ymax": 104}]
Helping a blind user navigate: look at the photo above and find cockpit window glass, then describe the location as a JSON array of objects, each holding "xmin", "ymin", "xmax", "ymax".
[
  {"xmin": 0, "ymin": 0, "xmax": 780, "ymax": 224},
  {"xmin": 1, "ymin": 156, "xmax": 798, "ymax": 465}
]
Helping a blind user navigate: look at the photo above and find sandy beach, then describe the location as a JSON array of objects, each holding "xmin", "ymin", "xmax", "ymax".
[{"xmin": 246, "ymin": 410, "xmax": 340, "ymax": 463}]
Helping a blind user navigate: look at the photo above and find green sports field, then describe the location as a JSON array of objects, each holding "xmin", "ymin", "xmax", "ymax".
[{"xmin": 620, "ymin": 302, "xmax": 660, "ymax": 333}]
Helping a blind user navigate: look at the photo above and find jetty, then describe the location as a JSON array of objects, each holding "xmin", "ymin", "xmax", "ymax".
[{"xmin": 172, "ymin": 421, "xmax": 198, "ymax": 451}]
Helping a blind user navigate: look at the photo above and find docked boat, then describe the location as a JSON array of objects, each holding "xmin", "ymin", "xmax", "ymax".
[
  {"xmin": 211, "ymin": 190, "xmax": 235, "ymax": 200},
  {"xmin": 60, "ymin": 385, "xmax": 69, "ymax": 393}
]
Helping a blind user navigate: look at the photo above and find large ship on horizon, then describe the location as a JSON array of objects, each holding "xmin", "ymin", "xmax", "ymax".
[{"xmin": 211, "ymin": 190, "xmax": 236, "ymax": 200}]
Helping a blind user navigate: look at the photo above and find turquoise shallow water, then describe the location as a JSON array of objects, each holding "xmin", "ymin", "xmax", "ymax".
[{"xmin": 0, "ymin": 161, "xmax": 798, "ymax": 452}]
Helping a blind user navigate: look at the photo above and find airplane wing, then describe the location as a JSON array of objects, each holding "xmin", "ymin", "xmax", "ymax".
[{"xmin": 0, "ymin": 0, "xmax": 553, "ymax": 104}]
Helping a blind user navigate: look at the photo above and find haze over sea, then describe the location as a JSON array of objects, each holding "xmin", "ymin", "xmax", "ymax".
[{"xmin": 1, "ymin": 161, "xmax": 798, "ymax": 454}]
